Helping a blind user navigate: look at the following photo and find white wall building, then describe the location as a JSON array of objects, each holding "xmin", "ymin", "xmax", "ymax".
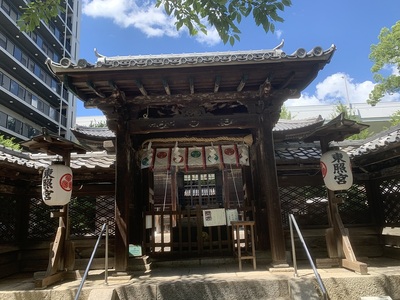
[{"xmin": 0, "ymin": 0, "xmax": 81, "ymax": 141}]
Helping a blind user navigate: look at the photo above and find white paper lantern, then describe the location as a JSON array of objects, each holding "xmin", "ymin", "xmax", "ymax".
[
  {"xmin": 42, "ymin": 162, "xmax": 73, "ymax": 206},
  {"xmin": 320, "ymin": 150, "xmax": 353, "ymax": 191}
]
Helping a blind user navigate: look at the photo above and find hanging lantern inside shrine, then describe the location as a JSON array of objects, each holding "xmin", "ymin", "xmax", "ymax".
[
  {"xmin": 42, "ymin": 161, "xmax": 73, "ymax": 206},
  {"xmin": 320, "ymin": 150, "xmax": 353, "ymax": 191}
]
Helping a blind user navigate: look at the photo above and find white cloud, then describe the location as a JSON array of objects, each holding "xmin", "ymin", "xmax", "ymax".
[
  {"xmin": 194, "ymin": 27, "xmax": 221, "ymax": 46},
  {"xmin": 275, "ymin": 30, "xmax": 283, "ymax": 40},
  {"xmin": 286, "ymin": 72, "xmax": 400, "ymax": 107},
  {"xmin": 82, "ymin": 0, "xmax": 221, "ymax": 45}
]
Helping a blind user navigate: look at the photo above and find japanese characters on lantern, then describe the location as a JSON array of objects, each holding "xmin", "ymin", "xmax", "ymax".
[
  {"xmin": 42, "ymin": 162, "xmax": 73, "ymax": 206},
  {"xmin": 320, "ymin": 150, "xmax": 353, "ymax": 191}
]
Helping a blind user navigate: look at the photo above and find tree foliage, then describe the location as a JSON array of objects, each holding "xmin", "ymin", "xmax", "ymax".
[
  {"xmin": 389, "ymin": 110, "xmax": 400, "ymax": 127},
  {"xmin": 18, "ymin": 0, "xmax": 291, "ymax": 45},
  {"xmin": 331, "ymin": 103, "xmax": 372, "ymax": 140},
  {"xmin": 17, "ymin": 0, "xmax": 63, "ymax": 33},
  {"xmin": 0, "ymin": 135, "xmax": 21, "ymax": 150},
  {"xmin": 367, "ymin": 21, "xmax": 400, "ymax": 106},
  {"xmin": 89, "ymin": 120, "xmax": 108, "ymax": 128},
  {"xmin": 157, "ymin": 0, "xmax": 292, "ymax": 45},
  {"xmin": 279, "ymin": 105, "xmax": 294, "ymax": 119}
]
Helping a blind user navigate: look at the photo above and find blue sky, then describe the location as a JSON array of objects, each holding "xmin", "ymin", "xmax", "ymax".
[{"xmin": 76, "ymin": 0, "xmax": 400, "ymax": 118}]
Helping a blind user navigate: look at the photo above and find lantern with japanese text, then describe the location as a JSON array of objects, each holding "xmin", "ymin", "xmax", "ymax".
[
  {"xmin": 320, "ymin": 150, "xmax": 353, "ymax": 191},
  {"xmin": 42, "ymin": 162, "xmax": 73, "ymax": 206}
]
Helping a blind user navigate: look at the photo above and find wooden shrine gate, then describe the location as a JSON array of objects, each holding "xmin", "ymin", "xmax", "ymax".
[{"xmin": 143, "ymin": 204, "xmax": 255, "ymax": 257}]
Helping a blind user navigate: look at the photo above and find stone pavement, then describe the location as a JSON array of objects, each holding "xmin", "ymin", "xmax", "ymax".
[{"xmin": 1, "ymin": 256, "xmax": 400, "ymax": 300}]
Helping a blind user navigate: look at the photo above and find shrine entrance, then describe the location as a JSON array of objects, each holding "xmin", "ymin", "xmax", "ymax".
[
  {"xmin": 46, "ymin": 45, "xmax": 336, "ymax": 270},
  {"xmin": 143, "ymin": 165, "xmax": 255, "ymax": 258}
]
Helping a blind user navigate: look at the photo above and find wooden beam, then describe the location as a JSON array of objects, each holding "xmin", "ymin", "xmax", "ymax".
[
  {"xmin": 341, "ymin": 259, "xmax": 368, "ymax": 275},
  {"xmin": 214, "ymin": 76, "xmax": 221, "ymax": 93},
  {"xmin": 237, "ymin": 74, "xmax": 248, "ymax": 92},
  {"xmin": 129, "ymin": 113, "xmax": 261, "ymax": 134},
  {"xmin": 35, "ymin": 270, "xmax": 67, "ymax": 289},
  {"xmin": 84, "ymin": 90, "xmax": 262, "ymax": 107},
  {"xmin": 45, "ymin": 226, "xmax": 65, "ymax": 276},
  {"xmin": 108, "ymin": 80, "xmax": 119, "ymax": 91},
  {"xmin": 86, "ymin": 81, "xmax": 106, "ymax": 98},
  {"xmin": 162, "ymin": 78, "xmax": 171, "ymax": 95},
  {"xmin": 279, "ymin": 71, "xmax": 296, "ymax": 89},
  {"xmin": 189, "ymin": 77, "xmax": 194, "ymax": 94},
  {"xmin": 135, "ymin": 80, "xmax": 147, "ymax": 96}
]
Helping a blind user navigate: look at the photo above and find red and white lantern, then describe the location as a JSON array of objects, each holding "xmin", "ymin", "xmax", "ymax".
[
  {"xmin": 320, "ymin": 150, "xmax": 353, "ymax": 191},
  {"xmin": 42, "ymin": 162, "xmax": 73, "ymax": 206}
]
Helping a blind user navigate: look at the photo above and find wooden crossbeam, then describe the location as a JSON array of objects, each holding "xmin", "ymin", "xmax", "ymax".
[
  {"xmin": 129, "ymin": 113, "xmax": 260, "ymax": 134},
  {"xmin": 135, "ymin": 80, "xmax": 147, "ymax": 96},
  {"xmin": 162, "ymin": 78, "xmax": 171, "ymax": 95},
  {"xmin": 237, "ymin": 74, "xmax": 248, "ymax": 92},
  {"xmin": 86, "ymin": 81, "xmax": 106, "ymax": 98},
  {"xmin": 333, "ymin": 212, "xmax": 368, "ymax": 275},
  {"xmin": 86, "ymin": 90, "xmax": 261, "ymax": 106},
  {"xmin": 279, "ymin": 71, "xmax": 296, "ymax": 89},
  {"xmin": 189, "ymin": 77, "xmax": 194, "ymax": 94},
  {"xmin": 214, "ymin": 76, "xmax": 221, "ymax": 93},
  {"xmin": 108, "ymin": 80, "xmax": 119, "ymax": 91},
  {"xmin": 35, "ymin": 271, "xmax": 67, "ymax": 289}
]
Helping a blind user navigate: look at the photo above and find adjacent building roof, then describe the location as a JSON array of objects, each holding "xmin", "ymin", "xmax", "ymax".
[
  {"xmin": 0, "ymin": 145, "xmax": 115, "ymax": 171},
  {"xmin": 71, "ymin": 116, "xmax": 326, "ymax": 151},
  {"xmin": 2, "ymin": 124, "xmax": 399, "ymax": 176}
]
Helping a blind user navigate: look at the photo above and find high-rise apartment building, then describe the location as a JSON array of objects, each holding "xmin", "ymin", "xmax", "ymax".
[{"xmin": 0, "ymin": 0, "xmax": 81, "ymax": 142}]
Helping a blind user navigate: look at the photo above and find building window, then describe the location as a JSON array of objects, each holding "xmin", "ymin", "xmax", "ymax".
[
  {"xmin": 10, "ymin": 80, "xmax": 18, "ymax": 96},
  {"xmin": 13, "ymin": 47, "xmax": 22, "ymax": 61},
  {"xmin": 0, "ymin": 32, "xmax": 6, "ymax": 48},
  {"xmin": 6, "ymin": 116, "xmax": 16, "ymax": 131},
  {"xmin": 1, "ymin": 74, "xmax": 11, "ymax": 90},
  {"xmin": 1, "ymin": 1, "xmax": 10, "ymax": 14},
  {"xmin": 31, "ymin": 95, "xmax": 38, "ymax": 108},
  {"xmin": 0, "ymin": 111, "xmax": 7, "ymax": 127}
]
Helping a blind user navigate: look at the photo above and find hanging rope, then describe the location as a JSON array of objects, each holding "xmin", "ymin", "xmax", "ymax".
[
  {"xmin": 162, "ymin": 170, "xmax": 169, "ymax": 211},
  {"xmin": 230, "ymin": 164, "xmax": 241, "ymax": 207},
  {"xmin": 141, "ymin": 135, "xmax": 253, "ymax": 148}
]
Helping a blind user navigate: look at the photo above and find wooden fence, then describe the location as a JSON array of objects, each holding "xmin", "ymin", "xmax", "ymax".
[{"xmin": 143, "ymin": 205, "xmax": 255, "ymax": 258}]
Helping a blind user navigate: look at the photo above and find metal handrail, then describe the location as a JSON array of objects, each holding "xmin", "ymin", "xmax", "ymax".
[
  {"xmin": 74, "ymin": 222, "xmax": 109, "ymax": 300},
  {"xmin": 289, "ymin": 214, "xmax": 328, "ymax": 300}
]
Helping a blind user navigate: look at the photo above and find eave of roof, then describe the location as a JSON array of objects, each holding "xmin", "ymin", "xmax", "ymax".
[
  {"xmin": 347, "ymin": 124, "xmax": 400, "ymax": 158},
  {"xmin": 47, "ymin": 45, "xmax": 336, "ymax": 73},
  {"xmin": 45, "ymin": 45, "xmax": 336, "ymax": 106},
  {"xmin": 304, "ymin": 113, "xmax": 370, "ymax": 143}
]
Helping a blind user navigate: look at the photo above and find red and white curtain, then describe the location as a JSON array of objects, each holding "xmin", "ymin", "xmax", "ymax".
[{"xmin": 140, "ymin": 144, "xmax": 249, "ymax": 170}]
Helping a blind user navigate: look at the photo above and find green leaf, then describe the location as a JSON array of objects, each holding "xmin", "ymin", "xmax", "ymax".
[
  {"xmin": 229, "ymin": 36, "xmax": 235, "ymax": 46},
  {"xmin": 282, "ymin": 0, "xmax": 292, "ymax": 6},
  {"xmin": 276, "ymin": 2, "xmax": 284, "ymax": 11}
]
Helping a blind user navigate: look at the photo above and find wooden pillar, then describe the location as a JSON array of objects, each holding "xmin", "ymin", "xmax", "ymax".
[
  {"xmin": 250, "ymin": 141, "xmax": 269, "ymax": 249},
  {"xmin": 130, "ymin": 155, "xmax": 144, "ymax": 245},
  {"xmin": 114, "ymin": 118, "xmax": 133, "ymax": 271},
  {"xmin": 366, "ymin": 179, "xmax": 384, "ymax": 226},
  {"xmin": 259, "ymin": 112, "xmax": 287, "ymax": 266}
]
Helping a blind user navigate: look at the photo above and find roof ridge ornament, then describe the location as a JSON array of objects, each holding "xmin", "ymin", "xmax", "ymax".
[
  {"xmin": 273, "ymin": 39, "xmax": 284, "ymax": 50},
  {"xmin": 94, "ymin": 48, "xmax": 105, "ymax": 58}
]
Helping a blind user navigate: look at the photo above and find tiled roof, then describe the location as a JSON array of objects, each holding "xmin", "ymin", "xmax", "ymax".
[
  {"xmin": 273, "ymin": 117, "xmax": 324, "ymax": 131},
  {"xmin": 3, "ymin": 125, "xmax": 400, "ymax": 172},
  {"xmin": 0, "ymin": 145, "xmax": 42, "ymax": 169},
  {"xmin": 275, "ymin": 142, "xmax": 321, "ymax": 162},
  {"xmin": 347, "ymin": 124, "xmax": 400, "ymax": 158},
  {"xmin": 57, "ymin": 45, "xmax": 335, "ymax": 70},
  {"xmin": 71, "ymin": 125, "xmax": 115, "ymax": 139},
  {"xmin": 0, "ymin": 145, "xmax": 115, "ymax": 171},
  {"xmin": 72, "ymin": 117, "xmax": 324, "ymax": 141}
]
